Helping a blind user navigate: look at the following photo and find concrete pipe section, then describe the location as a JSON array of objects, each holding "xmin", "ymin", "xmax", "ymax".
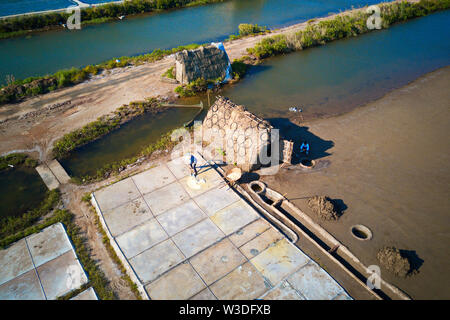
[{"xmin": 350, "ymin": 225, "xmax": 373, "ymax": 241}]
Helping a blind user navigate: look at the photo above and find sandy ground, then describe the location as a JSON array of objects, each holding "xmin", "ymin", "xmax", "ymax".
[
  {"xmin": 261, "ymin": 66, "xmax": 450, "ymax": 299},
  {"xmin": 0, "ymin": 2, "xmax": 393, "ymax": 161}
]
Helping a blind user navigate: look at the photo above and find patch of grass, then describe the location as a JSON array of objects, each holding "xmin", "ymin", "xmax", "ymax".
[
  {"xmin": 0, "ymin": 0, "xmax": 227, "ymax": 38},
  {"xmin": 247, "ymin": 0, "xmax": 450, "ymax": 59},
  {"xmin": 162, "ymin": 66, "xmax": 176, "ymax": 79},
  {"xmin": 227, "ymin": 23, "xmax": 269, "ymax": 41},
  {"xmin": 175, "ymin": 76, "xmax": 225, "ymax": 97},
  {"xmin": 52, "ymin": 98, "xmax": 162, "ymax": 159},
  {"xmin": 0, "ymin": 153, "xmax": 38, "ymax": 172},
  {"xmin": 56, "ymin": 209, "xmax": 115, "ymax": 300},
  {"xmin": 231, "ymin": 58, "xmax": 250, "ymax": 80},
  {"xmin": 0, "ymin": 189, "xmax": 61, "ymax": 240},
  {"xmin": 247, "ymin": 34, "xmax": 291, "ymax": 59},
  {"xmin": 92, "ymin": 208, "xmax": 142, "ymax": 299},
  {"xmin": 81, "ymin": 192, "xmax": 91, "ymax": 203}
]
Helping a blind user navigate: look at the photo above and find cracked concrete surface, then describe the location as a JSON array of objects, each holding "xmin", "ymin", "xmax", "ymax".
[{"xmin": 92, "ymin": 157, "xmax": 352, "ymax": 300}]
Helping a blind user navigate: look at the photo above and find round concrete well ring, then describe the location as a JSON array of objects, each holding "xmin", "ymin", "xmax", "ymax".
[
  {"xmin": 299, "ymin": 158, "xmax": 315, "ymax": 169},
  {"xmin": 351, "ymin": 225, "xmax": 373, "ymax": 241},
  {"xmin": 249, "ymin": 181, "xmax": 266, "ymax": 195}
]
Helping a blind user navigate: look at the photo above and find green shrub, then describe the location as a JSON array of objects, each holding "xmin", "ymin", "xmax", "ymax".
[
  {"xmin": 247, "ymin": 0, "xmax": 450, "ymax": 59},
  {"xmin": 238, "ymin": 23, "xmax": 268, "ymax": 36},
  {"xmin": 247, "ymin": 35, "xmax": 291, "ymax": 59},
  {"xmin": 162, "ymin": 66, "xmax": 175, "ymax": 79},
  {"xmin": 52, "ymin": 98, "xmax": 161, "ymax": 159},
  {"xmin": 0, "ymin": 0, "xmax": 226, "ymax": 37},
  {"xmin": 0, "ymin": 153, "xmax": 37, "ymax": 171},
  {"xmin": 175, "ymin": 77, "xmax": 209, "ymax": 97},
  {"xmin": 231, "ymin": 59, "xmax": 249, "ymax": 80},
  {"xmin": 0, "ymin": 189, "xmax": 61, "ymax": 239}
]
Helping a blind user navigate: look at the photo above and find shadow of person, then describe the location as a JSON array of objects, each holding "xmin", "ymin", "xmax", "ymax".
[
  {"xmin": 329, "ymin": 198, "xmax": 347, "ymax": 218},
  {"xmin": 267, "ymin": 118, "xmax": 334, "ymax": 164},
  {"xmin": 239, "ymin": 171, "xmax": 260, "ymax": 184},
  {"xmin": 400, "ymin": 250, "xmax": 424, "ymax": 275}
]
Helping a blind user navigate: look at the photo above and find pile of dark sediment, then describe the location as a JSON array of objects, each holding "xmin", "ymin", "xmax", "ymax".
[
  {"xmin": 377, "ymin": 246, "xmax": 411, "ymax": 278},
  {"xmin": 307, "ymin": 195, "xmax": 338, "ymax": 221}
]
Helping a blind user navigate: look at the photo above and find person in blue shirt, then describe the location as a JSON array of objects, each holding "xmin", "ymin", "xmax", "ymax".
[
  {"xmin": 184, "ymin": 153, "xmax": 198, "ymax": 177},
  {"xmin": 300, "ymin": 140, "xmax": 310, "ymax": 155}
]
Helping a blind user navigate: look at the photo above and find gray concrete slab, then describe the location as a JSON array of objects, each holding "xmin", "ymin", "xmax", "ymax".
[
  {"xmin": 172, "ymin": 219, "xmax": 225, "ymax": 258},
  {"xmin": 132, "ymin": 165, "xmax": 176, "ymax": 195},
  {"xmin": 48, "ymin": 160, "xmax": 71, "ymax": 184},
  {"xmin": 166, "ymin": 156, "xmax": 208, "ymax": 180},
  {"xmin": 228, "ymin": 219, "xmax": 271, "ymax": 248},
  {"xmin": 178, "ymin": 167, "xmax": 223, "ymax": 198},
  {"xmin": 209, "ymin": 262, "xmax": 270, "ymax": 300},
  {"xmin": 143, "ymin": 181, "xmax": 190, "ymax": 216},
  {"xmin": 166, "ymin": 156, "xmax": 191, "ymax": 179},
  {"xmin": 116, "ymin": 218, "xmax": 168, "ymax": 259},
  {"xmin": 90, "ymin": 160, "xmax": 350, "ymax": 300},
  {"xmin": 210, "ymin": 200, "xmax": 260, "ymax": 236},
  {"xmin": 260, "ymin": 280, "xmax": 305, "ymax": 300},
  {"xmin": 239, "ymin": 228, "xmax": 283, "ymax": 259},
  {"xmin": 103, "ymin": 197, "xmax": 152, "ymax": 237},
  {"xmin": 190, "ymin": 288, "xmax": 217, "ymax": 300},
  {"xmin": 0, "ymin": 239, "xmax": 34, "ymax": 286},
  {"xmin": 0, "ymin": 223, "xmax": 90, "ymax": 300},
  {"xmin": 129, "ymin": 239, "xmax": 184, "ymax": 284},
  {"xmin": 194, "ymin": 187, "xmax": 240, "ymax": 216},
  {"xmin": 70, "ymin": 287, "xmax": 98, "ymax": 300},
  {"xmin": 287, "ymin": 262, "xmax": 345, "ymax": 300},
  {"xmin": 35, "ymin": 164, "xmax": 59, "ymax": 190},
  {"xmin": 189, "ymin": 238, "xmax": 246, "ymax": 285},
  {"xmin": 333, "ymin": 291, "xmax": 353, "ymax": 300},
  {"xmin": 145, "ymin": 262, "xmax": 206, "ymax": 300},
  {"xmin": 26, "ymin": 223, "xmax": 72, "ymax": 267},
  {"xmin": 0, "ymin": 269, "xmax": 45, "ymax": 300},
  {"xmin": 37, "ymin": 250, "xmax": 88, "ymax": 300},
  {"xmin": 156, "ymin": 200, "xmax": 207, "ymax": 237},
  {"xmin": 250, "ymin": 238, "xmax": 310, "ymax": 287},
  {"xmin": 94, "ymin": 178, "xmax": 140, "ymax": 212}
]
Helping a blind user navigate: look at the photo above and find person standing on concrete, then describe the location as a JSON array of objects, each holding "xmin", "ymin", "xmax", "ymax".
[{"xmin": 185, "ymin": 153, "xmax": 198, "ymax": 177}]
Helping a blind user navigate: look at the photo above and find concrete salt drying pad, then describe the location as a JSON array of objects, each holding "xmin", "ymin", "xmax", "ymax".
[
  {"xmin": 92, "ymin": 156, "xmax": 352, "ymax": 300},
  {"xmin": 0, "ymin": 223, "xmax": 96, "ymax": 300}
]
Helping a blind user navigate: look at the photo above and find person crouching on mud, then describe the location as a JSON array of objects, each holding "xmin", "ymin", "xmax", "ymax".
[
  {"xmin": 185, "ymin": 153, "xmax": 198, "ymax": 177},
  {"xmin": 300, "ymin": 140, "xmax": 310, "ymax": 156}
]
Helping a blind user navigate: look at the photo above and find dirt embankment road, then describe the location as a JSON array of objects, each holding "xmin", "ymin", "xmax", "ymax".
[{"xmin": 0, "ymin": 1, "xmax": 392, "ymax": 161}]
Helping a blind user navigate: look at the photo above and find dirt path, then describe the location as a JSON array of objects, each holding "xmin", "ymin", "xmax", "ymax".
[{"xmin": 61, "ymin": 183, "xmax": 136, "ymax": 299}]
